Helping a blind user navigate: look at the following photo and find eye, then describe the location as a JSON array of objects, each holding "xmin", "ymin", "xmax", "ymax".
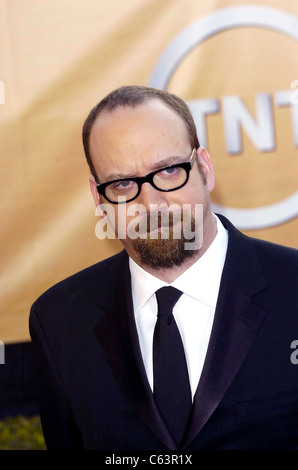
[
  {"xmin": 118, "ymin": 180, "xmax": 132, "ymax": 188},
  {"xmin": 163, "ymin": 167, "xmax": 176, "ymax": 174},
  {"xmin": 111, "ymin": 180, "xmax": 135, "ymax": 191},
  {"xmin": 159, "ymin": 166, "xmax": 181, "ymax": 177}
]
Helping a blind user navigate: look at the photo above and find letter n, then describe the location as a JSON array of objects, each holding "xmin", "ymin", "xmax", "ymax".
[{"xmin": 223, "ymin": 93, "xmax": 275, "ymax": 154}]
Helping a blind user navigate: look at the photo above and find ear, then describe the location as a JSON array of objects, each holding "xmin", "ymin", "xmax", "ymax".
[
  {"xmin": 197, "ymin": 146, "xmax": 215, "ymax": 192},
  {"xmin": 89, "ymin": 175, "xmax": 106, "ymax": 217}
]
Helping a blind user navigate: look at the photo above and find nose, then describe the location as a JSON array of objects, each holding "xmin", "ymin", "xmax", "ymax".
[{"xmin": 136, "ymin": 181, "xmax": 168, "ymax": 212}]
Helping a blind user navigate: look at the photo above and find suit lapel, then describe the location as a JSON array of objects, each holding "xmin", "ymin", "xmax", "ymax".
[
  {"xmin": 94, "ymin": 252, "xmax": 177, "ymax": 449},
  {"xmin": 182, "ymin": 215, "xmax": 268, "ymax": 448},
  {"xmin": 182, "ymin": 273, "xmax": 267, "ymax": 448}
]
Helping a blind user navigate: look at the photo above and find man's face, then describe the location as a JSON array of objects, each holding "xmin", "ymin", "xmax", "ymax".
[{"xmin": 89, "ymin": 99, "xmax": 215, "ymax": 269}]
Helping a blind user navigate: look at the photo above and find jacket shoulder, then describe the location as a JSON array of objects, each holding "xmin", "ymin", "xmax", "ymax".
[
  {"xmin": 218, "ymin": 214, "xmax": 297, "ymax": 295},
  {"xmin": 218, "ymin": 213, "xmax": 297, "ymax": 266},
  {"xmin": 31, "ymin": 250, "xmax": 128, "ymax": 311},
  {"xmin": 252, "ymin": 236, "xmax": 298, "ymax": 269}
]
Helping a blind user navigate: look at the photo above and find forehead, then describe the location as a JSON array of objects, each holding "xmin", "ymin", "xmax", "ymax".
[
  {"xmin": 90, "ymin": 99, "xmax": 189, "ymax": 147},
  {"xmin": 89, "ymin": 100, "xmax": 190, "ymax": 179}
]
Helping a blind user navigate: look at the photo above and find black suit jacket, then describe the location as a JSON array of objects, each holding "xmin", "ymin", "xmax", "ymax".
[{"xmin": 29, "ymin": 215, "xmax": 298, "ymax": 450}]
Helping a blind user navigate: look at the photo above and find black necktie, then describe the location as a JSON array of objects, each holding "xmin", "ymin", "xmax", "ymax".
[{"xmin": 153, "ymin": 286, "xmax": 192, "ymax": 444}]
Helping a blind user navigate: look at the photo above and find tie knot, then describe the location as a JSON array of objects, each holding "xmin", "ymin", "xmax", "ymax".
[{"xmin": 155, "ymin": 286, "xmax": 183, "ymax": 318}]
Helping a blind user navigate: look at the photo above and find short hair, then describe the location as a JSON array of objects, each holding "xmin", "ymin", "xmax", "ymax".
[{"xmin": 82, "ymin": 86, "xmax": 200, "ymax": 179}]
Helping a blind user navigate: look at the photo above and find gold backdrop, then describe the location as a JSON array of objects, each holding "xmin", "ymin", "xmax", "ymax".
[{"xmin": 0, "ymin": 0, "xmax": 297, "ymax": 342}]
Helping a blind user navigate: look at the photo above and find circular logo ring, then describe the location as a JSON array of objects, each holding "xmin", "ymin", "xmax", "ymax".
[{"xmin": 148, "ymin": 6, "xmax": 298, "ymax": 229}]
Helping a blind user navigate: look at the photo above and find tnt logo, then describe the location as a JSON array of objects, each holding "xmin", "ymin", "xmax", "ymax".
[
  {"xmin": 0, "ymin": 341, "xmax": 4, "ymax": 364},
  {"xmin": 149, "ymin": 6, "xmax": 298, "ymax": 231},
  {"xmin": 0, "ymin": 81, "xmax": 4, "ymax": 104}
]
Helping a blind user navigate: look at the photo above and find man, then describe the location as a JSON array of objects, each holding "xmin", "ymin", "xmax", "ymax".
[{"xmin": 29, "ymin": 85, "xmax": 298, "ymax": 450}]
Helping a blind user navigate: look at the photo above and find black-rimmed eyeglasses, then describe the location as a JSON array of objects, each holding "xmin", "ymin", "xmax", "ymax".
[{"xmin": 96, "ymin": 148, "xmax": 196, "ymax": 204}]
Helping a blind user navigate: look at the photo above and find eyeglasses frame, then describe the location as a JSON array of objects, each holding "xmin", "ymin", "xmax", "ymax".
[{"xmin": 96, "ymin": 148, "xmax": 196, "ymax": 204}]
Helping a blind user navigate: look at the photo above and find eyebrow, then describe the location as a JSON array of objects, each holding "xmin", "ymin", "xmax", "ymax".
[{"xmin": 104, "ymin": 156, "xmax": 185, "ymax": 182}]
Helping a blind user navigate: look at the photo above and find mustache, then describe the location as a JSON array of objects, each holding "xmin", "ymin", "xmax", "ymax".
[
  {"xmin": 125, "ymin": 208, "xmax": 197, "ymax": 242},
  {"xmin": 133, "ymin": 209, "xmax": 185, "ymax": 233}
]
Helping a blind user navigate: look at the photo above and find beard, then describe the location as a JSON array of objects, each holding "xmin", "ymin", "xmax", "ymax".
[{"xmin": 125, "ymin": 210, "xmax": 201, "ymax": 269}]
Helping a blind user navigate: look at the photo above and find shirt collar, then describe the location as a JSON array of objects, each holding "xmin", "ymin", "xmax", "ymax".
[{"xmin": 129, "ymin": 214, "xmax": 228, "ymax": 314}]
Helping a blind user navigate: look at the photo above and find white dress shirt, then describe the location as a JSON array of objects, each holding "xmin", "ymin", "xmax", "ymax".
[{"xmin": 129, "ymin": 215, "xmax": 228, "ymax": 400}]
